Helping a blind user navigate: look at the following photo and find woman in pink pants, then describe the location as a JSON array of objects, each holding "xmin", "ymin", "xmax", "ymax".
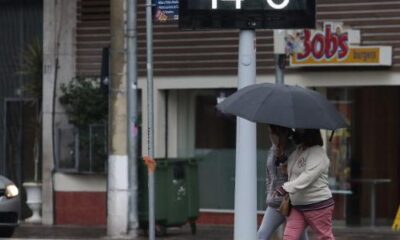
[{"xmin": 276, "ymin": 129, "xmax": 335, "ymax": 240}]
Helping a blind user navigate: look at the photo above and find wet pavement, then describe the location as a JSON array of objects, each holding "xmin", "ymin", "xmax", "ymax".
[{"xmin": 8, "ymin": 223, "xmax": 400, "ymax": 240}]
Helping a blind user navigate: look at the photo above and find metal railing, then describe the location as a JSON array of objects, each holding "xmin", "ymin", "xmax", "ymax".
[{"xmin": 56, "ymin": 124, "xmax": 107, "ymax": 174}]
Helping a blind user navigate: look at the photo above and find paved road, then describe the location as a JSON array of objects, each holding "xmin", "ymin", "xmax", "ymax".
[{"xmin": 8, "ymin": 223, "xmax": 400, "ymax": 240}]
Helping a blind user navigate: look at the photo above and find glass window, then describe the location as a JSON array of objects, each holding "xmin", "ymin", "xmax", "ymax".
[
  {"xmin": 194, "ymin": 90, "xmax": 268, "ymax": 211},
  {"xmin": 195, "ymin": 91, "xmax": 236, "ymax": 210},
  {"xmin": 326, "ymin": 88, "xmax": 353, "ymax": 191},
  {"xmin": 56, "ymin": 124, "xmax": 107, "ymax": 174}
]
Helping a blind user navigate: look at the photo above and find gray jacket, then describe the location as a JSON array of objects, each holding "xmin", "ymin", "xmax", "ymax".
[{"xmin": 265, "ymin": 143, "xmax": 294, "ymax": 208}]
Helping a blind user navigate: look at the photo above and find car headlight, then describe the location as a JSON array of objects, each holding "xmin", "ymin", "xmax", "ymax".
[{"xmin": 5, "ymin": 184, "xmax": 19, "ymax": 198}]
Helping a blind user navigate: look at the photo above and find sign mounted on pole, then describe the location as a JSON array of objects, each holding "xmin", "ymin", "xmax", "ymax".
[
  {"xmin": 179, "ymin": 0, "xmax": 315, "ymax": 29},
  {"xmin": 153, "ymin": 0, "xmax": 179, "ymax": 22}
]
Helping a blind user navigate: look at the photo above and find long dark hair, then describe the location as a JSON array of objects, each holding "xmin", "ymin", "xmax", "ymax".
[
  {"xmin": 296, "ymin": 129, "xmax": 323, "ymax": 148},
  {"xmin": 269, "ymin": 124, "xmax": 293, "ymax": 136}
]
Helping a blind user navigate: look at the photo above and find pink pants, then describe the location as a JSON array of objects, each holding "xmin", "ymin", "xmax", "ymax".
[{"xmin": 284, "ymin": 206, "xmax": 335, "ymax": 240}]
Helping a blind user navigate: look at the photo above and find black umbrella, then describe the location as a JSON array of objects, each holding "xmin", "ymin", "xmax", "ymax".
[{"xmin": 216, "ymin": 83, "xmax": 347, "ymax": 130}]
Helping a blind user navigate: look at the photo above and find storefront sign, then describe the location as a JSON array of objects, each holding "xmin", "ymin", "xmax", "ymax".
[
  {"xmin": 289, "ymin": 22, "xmax": 392, "ymax": 67},
  {"xmin": 153, "ymin": 0, "xmax": 179, "ymax": 22}
]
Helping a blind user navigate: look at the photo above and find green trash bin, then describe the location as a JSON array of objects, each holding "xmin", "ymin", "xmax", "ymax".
[{"xmin": 138, "ymin": 158, "xmax": 199, "ymax": 235}]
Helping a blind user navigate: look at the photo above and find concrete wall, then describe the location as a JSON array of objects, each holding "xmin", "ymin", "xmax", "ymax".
[
  {"xmin": 54, "ymin": 173, "xmax": 106, "ymax": 225},
  {"xmin": 138, "ymin": 69, "xmax": 400, "ymax": 161},
  {"xmin": 42, "ymin": 0, "xmax": 77, "ymax": 225}
]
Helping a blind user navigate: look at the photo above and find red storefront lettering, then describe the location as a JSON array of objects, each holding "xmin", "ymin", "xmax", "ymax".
[
  {"xmin": 325, "ymin": 25, "xmax": 338, "ymax": 59},
  {"xmin": 296, "ymin": 24, "xmax": 349, "ymax": 61}
]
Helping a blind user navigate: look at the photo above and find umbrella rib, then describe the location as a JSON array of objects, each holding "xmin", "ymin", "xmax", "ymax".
[
  {"xmin": 288, "ymin": 87, "xmax": 296, "ymax": 128},
  {"xmin": 251, "ymin": 87, "xmax": 274, "ymax": 122}
]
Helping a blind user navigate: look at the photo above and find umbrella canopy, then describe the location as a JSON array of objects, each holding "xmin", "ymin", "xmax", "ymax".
[{"xmin": 217, "ymin": 83, "xmax": 347, "ymax": 130}]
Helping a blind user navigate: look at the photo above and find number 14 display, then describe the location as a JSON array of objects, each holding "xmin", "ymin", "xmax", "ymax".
[{"xmin": 212, "ymin": 0, "xmax": 290, "ymax": 9}]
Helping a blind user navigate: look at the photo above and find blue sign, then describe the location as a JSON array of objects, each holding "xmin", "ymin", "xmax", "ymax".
[{"xmin": 154, "ymin": 0, "xmax": 179, "ymax": 22}]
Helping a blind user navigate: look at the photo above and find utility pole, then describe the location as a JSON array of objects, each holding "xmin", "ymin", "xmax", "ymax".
[
  {"xmin": 108, "ymin": 0, "xmax": 129, "ymax": 237},
  {"xmin": 234, "ymin": 29, "xmax": 257, "ymax": 240},
  {"xmin": 127, "ymin": 0, "xmax": 139, "ymax": 237},
  {"xmin": 273, "ymin": 30, "xmax": 286, "ymax": 85},
  {"xmin": 275, "ymin": 54, "xmax": 285, "ymax": 85},
  {"xmin": 145, "ymin": 0, "xmax": 156, "ymax": 237}
]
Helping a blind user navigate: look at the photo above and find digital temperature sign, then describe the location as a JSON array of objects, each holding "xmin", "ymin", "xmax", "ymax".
[{"xmin": 179, "ymin": 0, "xmax": 315, "ymax": 29}]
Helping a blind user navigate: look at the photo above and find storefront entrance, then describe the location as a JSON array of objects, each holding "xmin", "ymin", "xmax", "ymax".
[
  {"xmin": 194, "ymin": 86, "xmax": 400, "ymax": 226},
  {"xmin": 345, "ymin": 87, "xmax": 400, "ymax": 225}
]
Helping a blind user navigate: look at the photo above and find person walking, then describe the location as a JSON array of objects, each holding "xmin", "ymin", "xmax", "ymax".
[
  {"xmin": 257, "ymin": 125, "xmax": 308, "ymax": 240},
  {"xmin": 276, "ymin": 129, "xmax": 335, "ymax": 240}
]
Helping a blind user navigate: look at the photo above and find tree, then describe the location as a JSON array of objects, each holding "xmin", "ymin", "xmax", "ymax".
[
  {"xmin": 59, "ymin": 77, "xmax": 108, "ymax": 172},
  {"xmin": 19, "ymin": 39, "xmax": 43, "ymax": 182},
  {"xmin": 59, "ymin": 77, "xmax": 107, "ymax": 128}
]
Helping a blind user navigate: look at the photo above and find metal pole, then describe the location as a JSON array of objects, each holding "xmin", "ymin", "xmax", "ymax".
[
  {"xmin": 108, "ymin": 0, "xmax": 129, "ymax": 237},
  {"xmin": 275, "ymin": 54, "xmax": 285, "ymax": 85},
  {"xmin": 234, "ymin": 30, "xmax": 257, "ymax": 240},
  {"xmin": 370, "ymin": 183, "xmax": 376, "ymax": 227},
  {"xmin": 145, "ymin": 0, "xmax": 156, "ymax": 238},
  {"xmin": 89, "ymin": 125, "xmax": 92, "ymax": 171},
  {"xmin": 273, "ymin": 30, "xmax": 286, "ymax": 237},
  {"xmin": 273, "ymin": 30, "xmax": 286, "ymax": 85},
  {"xmin": 127, "ymin": 0, "xmax": 139, "ymax": 236}
]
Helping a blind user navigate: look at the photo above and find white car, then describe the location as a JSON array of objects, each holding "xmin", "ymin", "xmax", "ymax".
[{"xmin": 0, "ymin": 176, "xmax": 20, "ymax": 237}]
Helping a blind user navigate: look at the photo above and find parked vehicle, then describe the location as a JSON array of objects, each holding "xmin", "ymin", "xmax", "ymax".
[{"xmin": 0, "ymin": 176, "xmax": 20, "ymax": 237}]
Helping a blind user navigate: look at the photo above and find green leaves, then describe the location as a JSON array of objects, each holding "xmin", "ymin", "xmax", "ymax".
[
  {"xmin": 59, "ymin": 77, "xmax": 108, "ymax": 127},
  {"xmin": 19, "ymin": 39, "xmax": 43, "ymax": 102}
]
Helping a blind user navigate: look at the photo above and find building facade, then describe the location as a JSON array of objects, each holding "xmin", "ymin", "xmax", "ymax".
[
  {"xmin": 41, "ymin": 0, "xmax": 400, "ymax": 227},
  {"xmin": 0, "ymin": 0, "xmax": 43, "ymax": 220}
]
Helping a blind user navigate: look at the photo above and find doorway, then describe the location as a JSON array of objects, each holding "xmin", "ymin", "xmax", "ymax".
[
  {"xmin": 3, "ymin": 98, "xmax": 39, "ymax": 219},
  {"xmin": 328, "ymin": 87, "xmax": 400, "ymax": 226}
]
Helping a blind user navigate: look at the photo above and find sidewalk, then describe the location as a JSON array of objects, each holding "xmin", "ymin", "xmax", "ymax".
[{"xmin": 9, "ymin": 223, "xmax": 400, "ymax": 240}]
